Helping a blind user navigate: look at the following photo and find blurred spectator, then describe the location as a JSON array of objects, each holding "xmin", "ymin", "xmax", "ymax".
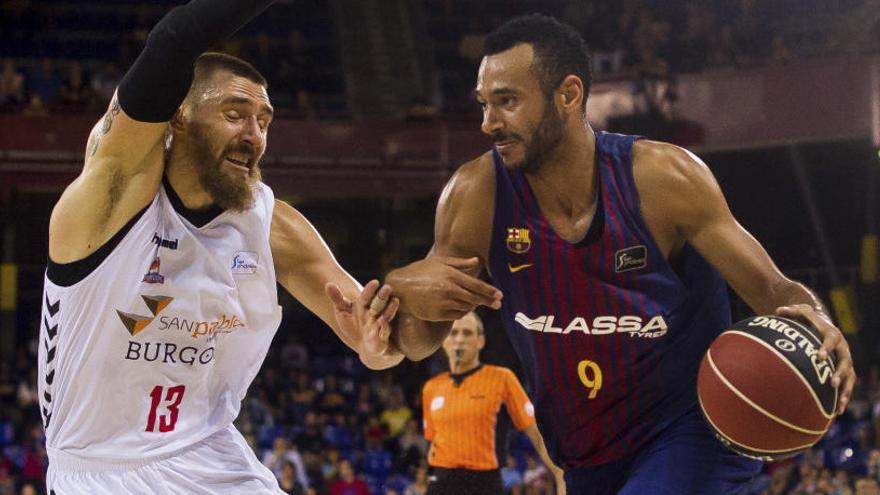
[
  {"xmin": 0, "ymin": 365, "xmax": 17, "ymax": 423},
  {"xmin": 522, "ymin": 454, "xmax": 552, "ymax": 495},
  {"xmin": 707, "ymin": 24, "xmax": 738, "ymax": 69},
  {"xmin": 317, "ymin": 375, "xmax": 347, "ymax": 417},
  {"xmin": 15, "ymin": 369, "xmax": 36, "ymax": 412},
  {"xmin": 279, "ymin": 460, "xmax": 306, "ymax": 495},
  {"xmin": 291, "ymin": 372, "xmax": 317, "ymax": 425},
  {"xmin": 396, "ymin": 418, "xmax": 427, "ymax": 471},
  {"xmin": 58, "ymin": 62, "xmax": 93, "ymax": 113},
  {"xmin": 458, "ymin": 18, "xmax": 487, "ymax": 67},
  {"xmin": 263, "ymin": 436, "xmax": 310, "ymax": 490},
  {"xmin": 18, "ymin": 483, "xmax": 38, "ymax": 495},
  {"xmin": 281, "ymin": 336, "xmax": 310, "ymax": 371},
  {"xmin": 324, "ymin": 413, "xmax": 355, "ymax": 452},
  {"xmin": 26, "ymin": 58, "xmax": 60, "ymax": 107},
  {"xmin": 297, "ymin": 411, "xmax": 328, "ymax": 454},
  {"xmin": 769, "ymin": 33, "xmax": 793, "ymax": 65},
  {"xmin": 364, "ymin": 415, "xmax": 388, "ymax": 446},
  {"xmin": 247, "ymin": 32, "xmax": 279, "ymax": 84},
  {"xmin": 677, "ymin": 2, "xmax": 714, "ymax": 72},
  {"xmin": 290, "ymin": 89, "xmax": 317, "ymax": 121},
  {"xmin": 857, "ymin": 476, "xmax": 880, "ymax": 495},
  {"xmin": 21, "ymin": 94, "xmax": 47, "ymax": 117},
  {"xmin": 18, "ymin": 435, "xmax": 47, "ymax": 486},
  {"xmin": 405, "ymin": 96, "xmax": 438, "ymax": 122},
  {"xmin": 363, "ymin": 436, "xmax": 393, "ymax": 491},
  {"xmin": 502, "ymin": 455, "xmax": 524, "ymax": 495},
  {"xmin": 90, "ymin": 62, "xmax": 122, "ymax": 108},
  {"xmin": 380, "ymin": 388, "xmax": 412, "ymax": 438},
  {"xmin": 0, "ymin": 453, "xmax": 14, "ymax": 495},
  {"xmin": 329, "ymin": 459, "xmax": 369, "ymax": 495},
  {"xmin": 278, "ymin": 30, "xmax": 312, "ymax": 94},
  {"xmin": 356, "ymin": 382, "xmax": 378, "ymax": 419},
  {"xmin": 320, "ymin": 448, "xmax": 342, "ymax": 487},
  {"xmin": 0, "ymin": 58, "xmax": 25, "ymax": 109},
  {"xmin": 404, "ymin": 466, "xmax": 428, "ymax": 495}
]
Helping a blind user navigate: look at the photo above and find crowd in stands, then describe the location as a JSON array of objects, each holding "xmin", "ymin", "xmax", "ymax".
[
  {"xmin": 2, "ymin": 0, "xmax": 878, "ymax": 119},
  {"xmin": 426, "ymin": 0, "xmax": 880, "ymax": 116},
  {"xmin": 0, "ymin": 0, "xmax": 344, "ymax": 118}
]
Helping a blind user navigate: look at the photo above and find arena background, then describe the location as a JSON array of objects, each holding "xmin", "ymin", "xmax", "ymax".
[{"xmin": 0, "ymin": 0, "xmax": 878, "ymax": 494}]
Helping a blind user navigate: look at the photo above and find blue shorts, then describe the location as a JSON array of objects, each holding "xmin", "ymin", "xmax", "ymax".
[{"xmin": 564, "ymin": 407, "xmax": 763, "ymax": 495}]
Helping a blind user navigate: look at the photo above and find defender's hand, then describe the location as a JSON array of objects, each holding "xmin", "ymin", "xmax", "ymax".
[
  {"xmin": 326, "ymin": 280, "xmax": 400, "ymax": 357},
  {"xmin": 385, "ymin": 256, "xmax": 502, "ymax": 321},
  {"xmin": 776, "ymin": 304, "xmax": 856, "ymax": 415}
]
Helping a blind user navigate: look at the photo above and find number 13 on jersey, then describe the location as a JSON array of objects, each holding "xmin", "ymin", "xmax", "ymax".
[
  {"xmin": 146, "ymin": 384, "xmax": 186, "ymax": 432},
  {"xmin": 578, "ymin": 360, "xmax": 603, "ymax": 399}
]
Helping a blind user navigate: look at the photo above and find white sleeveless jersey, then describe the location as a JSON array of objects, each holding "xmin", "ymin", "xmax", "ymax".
[{"xmin": 38, "ymin": 182, "xmax": 282, "ymax": 461}]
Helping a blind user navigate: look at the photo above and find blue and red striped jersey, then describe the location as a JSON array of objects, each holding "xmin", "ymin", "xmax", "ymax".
[{"xmin": 488, "ymin": 131, "xmax": 731, "ymax": 468}]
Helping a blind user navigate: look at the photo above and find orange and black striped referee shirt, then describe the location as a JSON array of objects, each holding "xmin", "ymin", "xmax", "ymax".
[{"xmin": 422, "ymin": 364, "xmax": 535, "ymax": 471}]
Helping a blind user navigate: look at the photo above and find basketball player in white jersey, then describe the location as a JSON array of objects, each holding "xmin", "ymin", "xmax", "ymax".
[{"xmin": 36, "ymin": 1, "xmax": 502, "ymax": 493}]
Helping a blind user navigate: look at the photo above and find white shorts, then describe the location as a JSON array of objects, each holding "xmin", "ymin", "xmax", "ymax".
[{"xmin": 46, "ymin": 426, "xmax": 283, "ymax": 494}]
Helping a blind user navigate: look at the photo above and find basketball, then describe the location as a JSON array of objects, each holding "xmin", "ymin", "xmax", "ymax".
[{"xmin": 697, "ymin": 315, "xmax": 839, "ymax": 461}]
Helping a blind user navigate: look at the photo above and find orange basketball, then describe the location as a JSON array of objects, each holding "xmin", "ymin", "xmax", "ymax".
[{"xmin": 697, "ymin": 315, "xmax": 838, "ymax": 461}]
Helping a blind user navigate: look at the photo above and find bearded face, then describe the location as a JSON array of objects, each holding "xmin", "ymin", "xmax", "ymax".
[
  {"xmin": 186, "ymin": 120, "xmax": 263, "ymax": 211},
  {"xmin": 493, "ymin": 95, "xmax": 564, "ymax": 174}
]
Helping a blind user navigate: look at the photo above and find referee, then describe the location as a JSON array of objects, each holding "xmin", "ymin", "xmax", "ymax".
[{"xmin": 422, "ymin": 312, "xmax": 564, "ymax": 495}]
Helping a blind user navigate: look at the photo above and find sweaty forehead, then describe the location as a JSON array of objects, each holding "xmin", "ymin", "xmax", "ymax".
[
  {"xmin": 200, "ymin": 73, "xmax": 271, "ymax": 109},
  {"xmin": 477, "ymin": 43, "xmax": 537, "ymax": 94}
]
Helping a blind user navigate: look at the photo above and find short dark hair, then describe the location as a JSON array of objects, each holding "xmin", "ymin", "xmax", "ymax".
[
  {"xmin": 186, "ymin": 52, "xmax": 267, "ymax": 104},
  {"xmin": 484, "ymin": 14, "xmax": 592, "ymax": 112}
]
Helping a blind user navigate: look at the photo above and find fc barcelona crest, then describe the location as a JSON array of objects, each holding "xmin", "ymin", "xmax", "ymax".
[{"xmin": 507, "ymin": 227, "xmax": 531, "ymax": 254}]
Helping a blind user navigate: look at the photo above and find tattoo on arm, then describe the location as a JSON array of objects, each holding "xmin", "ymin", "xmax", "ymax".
[{"xmin": 89, "ymin": 96, "xmax": 121, "ymax": 157}]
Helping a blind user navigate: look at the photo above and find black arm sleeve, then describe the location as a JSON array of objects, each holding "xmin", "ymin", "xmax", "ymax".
[{"xmin": 117, "ymin": 0, "xmax": 276, "ymax": 123}]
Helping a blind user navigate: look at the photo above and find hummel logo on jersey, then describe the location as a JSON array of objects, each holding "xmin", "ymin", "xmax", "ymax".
[
  {"xmin": 514, "ymin": 312, "xmax": 668, "ymax": 338},
  {"xmin": 508, "ymin": 263, "xmax": 533, "ymax": 273},
  {"xmin": 152, "ymin": 233, "xmax": 179, "ymax": 250},
  {"xmin": 614, "ymin": 245, "xmax": 647, "ymax": 273}
]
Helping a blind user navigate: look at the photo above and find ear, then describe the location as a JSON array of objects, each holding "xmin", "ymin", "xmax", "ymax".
[
  {"xmin": 169, "ymin": 107, "xmax": 186, "ymax": 132},
  {"xmin": 477, "ymin": 333, "xmax": 486, "ymax": 351},
  {"xmin": 557, "ymin": 75, "xmax": 584, "ymax": 115}
]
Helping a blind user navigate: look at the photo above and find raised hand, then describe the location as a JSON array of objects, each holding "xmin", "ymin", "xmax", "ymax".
[{"xmin": 325, "ymin": 280, "xmax": 401, "ymax": 360}]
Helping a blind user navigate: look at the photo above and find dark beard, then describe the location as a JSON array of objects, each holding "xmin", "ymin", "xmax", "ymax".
[
  {"xmin": 518, "ymin": 100, "xmax": 564, "ymax": 174},
  {"xmin": 189, "ymin": 125, "xmax": 262, "ymax": 212}
]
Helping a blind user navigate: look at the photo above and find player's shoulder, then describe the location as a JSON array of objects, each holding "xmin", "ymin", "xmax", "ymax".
[
  {"xmin": 632, "ymin": 139, "xmax": 714, "ymax": 198},
  {"xmin": 482, "ymin": 364, "xmax": 516, "ymax": 380},
  {"xmin": 425, "ymin": 371, "xmax": 451, "ymax": 388},
  {"xmin": 631, "ymin": 139, "xmax": 714, "ymax": 189},
  {"xmin": 441, "ymin": 152, "xmax": 496, "ymax": 204}
]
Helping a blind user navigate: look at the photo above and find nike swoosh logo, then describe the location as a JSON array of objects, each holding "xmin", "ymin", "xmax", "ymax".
[{"xmin": 508, "ymin": 263, "xmax": 533, "ymax": 273}]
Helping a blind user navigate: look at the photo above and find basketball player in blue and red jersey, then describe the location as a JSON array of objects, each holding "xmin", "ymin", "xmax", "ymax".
[{"xmin": 384, "ymin": 14, "xmax": 857, "ymax": 494}]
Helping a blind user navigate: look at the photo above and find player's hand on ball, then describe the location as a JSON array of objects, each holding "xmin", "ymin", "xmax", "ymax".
[
  {"xmin": 326, "ymin": 280, "xmax": 400, "ymax": 357},
  {"xmin": 776, "ymin": 304, "xmax": 855, "ymax": 415},
  {"xmin": 385, "ymin": 256, "xmax": 502, "ymax": 321}
]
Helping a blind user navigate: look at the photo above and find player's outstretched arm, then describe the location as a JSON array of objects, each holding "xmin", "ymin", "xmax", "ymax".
[
  {"xmin": 50, "ymin": 0, "xmax": 276, "ymax": 265},
  {"xmin": 384, "ymin": 155, "xmax": 501, "ymax": 360},
  {"xmin": 271, "ymin": 200, "xmax": 404, "ymax": 370},
  {"xmin": 633, "ymin": 141, "xmax": 856, "ymax": 414}
]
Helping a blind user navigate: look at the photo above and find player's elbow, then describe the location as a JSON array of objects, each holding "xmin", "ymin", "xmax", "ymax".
[{"xmin": 397, "ymin": 339, "xmax": 440, "ymax": 362}]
